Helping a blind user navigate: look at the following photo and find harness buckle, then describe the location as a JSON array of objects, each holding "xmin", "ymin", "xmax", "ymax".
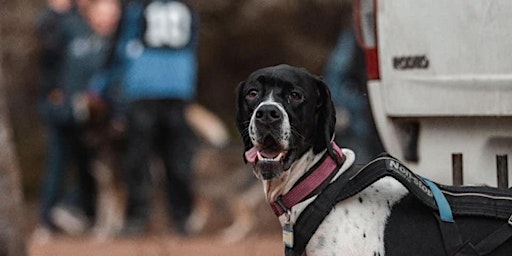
[
  {"xmin": 276, "ymin": 195, "xmax": 290, "ymax": 215},
  {"xmin": 508, "ymin": 214, "xmax": 512, "ymax": 227}
]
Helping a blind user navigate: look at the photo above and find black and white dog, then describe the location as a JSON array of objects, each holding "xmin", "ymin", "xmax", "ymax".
[{"xmin": 235, "ymin": 64, "xmax": 512, "ymax": 255}]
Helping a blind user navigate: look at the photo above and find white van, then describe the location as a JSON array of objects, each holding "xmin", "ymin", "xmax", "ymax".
[{"xmin": 354, "ymin": 0, "xmax": 512, "ymax": 186}]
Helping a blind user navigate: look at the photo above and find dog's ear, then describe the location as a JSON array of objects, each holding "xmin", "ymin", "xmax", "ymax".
[
  {"xmin": 235, "ymin": 81, "xmax": 253, "ymax": 162},
  {"xmin": 313, "ymin": 76, "xmax": 337, "ymax": 159}
]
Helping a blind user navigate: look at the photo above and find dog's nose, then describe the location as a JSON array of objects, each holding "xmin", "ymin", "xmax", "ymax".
[{"xmin": 255, "ymin": 104, "xmax": 282, "ymax": 124}]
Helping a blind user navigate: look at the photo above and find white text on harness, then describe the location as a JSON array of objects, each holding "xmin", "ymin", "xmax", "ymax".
[{"xmin": 389, "ymin": 160, "xmax": 433, "ymax": 197}]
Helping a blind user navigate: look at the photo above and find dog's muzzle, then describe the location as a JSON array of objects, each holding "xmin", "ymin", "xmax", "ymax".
[{"xmin": 246, "ymin": 103, "xmax": 293, "ymax": 180}]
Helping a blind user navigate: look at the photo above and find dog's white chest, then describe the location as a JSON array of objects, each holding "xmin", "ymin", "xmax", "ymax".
[{"xmin": 305, "ymin": 177, "xmax": 408, "ymax": 256}]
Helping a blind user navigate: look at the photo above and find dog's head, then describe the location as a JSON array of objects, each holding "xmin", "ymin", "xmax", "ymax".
[{"xmin": 236, "ymin": 64, "xmax": 336, "ymax": 180}]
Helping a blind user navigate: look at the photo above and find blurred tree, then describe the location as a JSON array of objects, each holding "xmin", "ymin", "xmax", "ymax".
[
  {"xmin": 0, "ymin": 48, "xmax": 26, "ymax": 255},
  {"xmin": 0, "ymin": 0, "xmax": 45, "ymax": 199}
]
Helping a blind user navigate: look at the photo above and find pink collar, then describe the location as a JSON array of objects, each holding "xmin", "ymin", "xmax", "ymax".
[{"xmin": 269, "ymin": 143, "xmax": 344, "ymax": 216}]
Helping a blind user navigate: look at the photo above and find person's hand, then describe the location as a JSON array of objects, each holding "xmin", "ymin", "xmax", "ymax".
[
  {"xmin": 48, "ymin": 88, "xmax": 64, "ymax": 105},
  {"xmin": 72, "ymin": 92, "xmax": 90, "ymax": 123}
]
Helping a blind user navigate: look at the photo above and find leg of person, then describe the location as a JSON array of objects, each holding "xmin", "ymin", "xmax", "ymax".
[
  {"xmin": 74, "ymin": 128, "xmax": 97, "ymax": 224},
  {"xmin": 119, "ymin": 100, "xmax": 157, "ymax": 236},
  {"xmin": 49, "ymin": 126, "xmax": 91, "ymax": 235},
  {"xmin": 159, "ymin": 100, "xmax": 197, "ymax": 236},
  {"xmin": 38, "ymin": 124, "xmax": 69, "ymax": 231}
]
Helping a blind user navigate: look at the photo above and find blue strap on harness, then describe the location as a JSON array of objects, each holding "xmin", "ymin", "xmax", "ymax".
[{"xmin": 423, "ymin": 178, "xmax": 454, "ymax": 222}]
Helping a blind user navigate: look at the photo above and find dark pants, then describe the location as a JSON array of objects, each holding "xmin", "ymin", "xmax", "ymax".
[
  {"xmin": 123, "ymin": 99, "xmax": 197, "ymax": 231},
  {"xmin": 39, "ymin": 124, "xmax": 96, "ymax": 229}
]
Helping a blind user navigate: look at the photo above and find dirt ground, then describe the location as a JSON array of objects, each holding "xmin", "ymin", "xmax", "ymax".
[
  {"xmin": 26, "ymin": 196, "xmax": 283, "ymax": 256},
  {"xmin": 25, "ymin": 147, "xmax": 285, "ymax": 256},
  {"xmin": 28, "ymin": 234, "xmax": 283, "ymax": 256}
]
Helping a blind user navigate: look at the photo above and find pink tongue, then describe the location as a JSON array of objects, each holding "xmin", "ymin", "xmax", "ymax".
[
  {"xmin": 244, "ymin": 147, "xmax": 282, "ymax": 163},
  {"xmin": 260, "ymin": 149, "xmax": 281, "ymax": 159},
  {"xmin": 245, "ymin": 147, "xmax": 260, "ymax": 163}
]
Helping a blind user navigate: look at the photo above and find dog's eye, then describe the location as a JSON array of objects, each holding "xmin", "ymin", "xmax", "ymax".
[
  {"xmin": 246, "ymin": 89, "xmax": 259, "ymax": 100},
  {"xmin": 289, "ymin": 91, "xmax": 303, "ymax": 102}
]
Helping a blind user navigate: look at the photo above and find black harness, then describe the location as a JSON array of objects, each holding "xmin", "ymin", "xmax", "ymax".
[{"xmin": 284, "ymin": 155, "xmax": 512, "ymax": 256}]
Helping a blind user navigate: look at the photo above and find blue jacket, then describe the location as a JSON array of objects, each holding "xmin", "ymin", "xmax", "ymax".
[
  {"xmin": 60, "ymin": 14, "xmax": 112, "ymax": 98},
  {"xmin": 92, "ymin": 0, "xmax": 199, "ymax": 107},
  {"xmin": 36, "ymin": 6, "xmax": 70, "ymax": 98},
  {"xmin": 41, "ymin": 10, "xmax": 113, "ymax": 125}
]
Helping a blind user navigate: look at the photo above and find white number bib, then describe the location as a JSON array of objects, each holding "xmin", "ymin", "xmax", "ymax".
[{"xmin": 143, "ymin": 1, "xmax": 192, "ymax": 48}]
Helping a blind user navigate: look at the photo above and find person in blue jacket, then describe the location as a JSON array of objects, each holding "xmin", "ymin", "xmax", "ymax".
[
  {"xmin": 91, "ymin": 0, "xmax": 200, "ymax": 236},
  {"xmin": 35, "ymin": 0, "xmax": 73, "ymax": 239}
]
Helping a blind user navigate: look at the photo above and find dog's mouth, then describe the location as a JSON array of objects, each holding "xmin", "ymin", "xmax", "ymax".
[
  {"xmin": 245, "ymin": 146, "xmax": 288, "ymax": 165},
  {"xmin": 245, "ymin": 136, "xmax": 295, "ymax": 180}
]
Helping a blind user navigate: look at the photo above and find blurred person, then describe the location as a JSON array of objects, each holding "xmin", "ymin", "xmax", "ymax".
[
  {"xmin": 323, "ymin": 25, "xmax": 384, "ymax": 163},
  {"xmin": 35, "ymin": 0, "xmax": 121, "ymax": 239},
  {"xmin": 34, "ymin": 0, "xmax": 73, "ymax": 242},
  {"xmin": 90, "ymin": 0, "xmax": 200, "ymax": 236}
]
